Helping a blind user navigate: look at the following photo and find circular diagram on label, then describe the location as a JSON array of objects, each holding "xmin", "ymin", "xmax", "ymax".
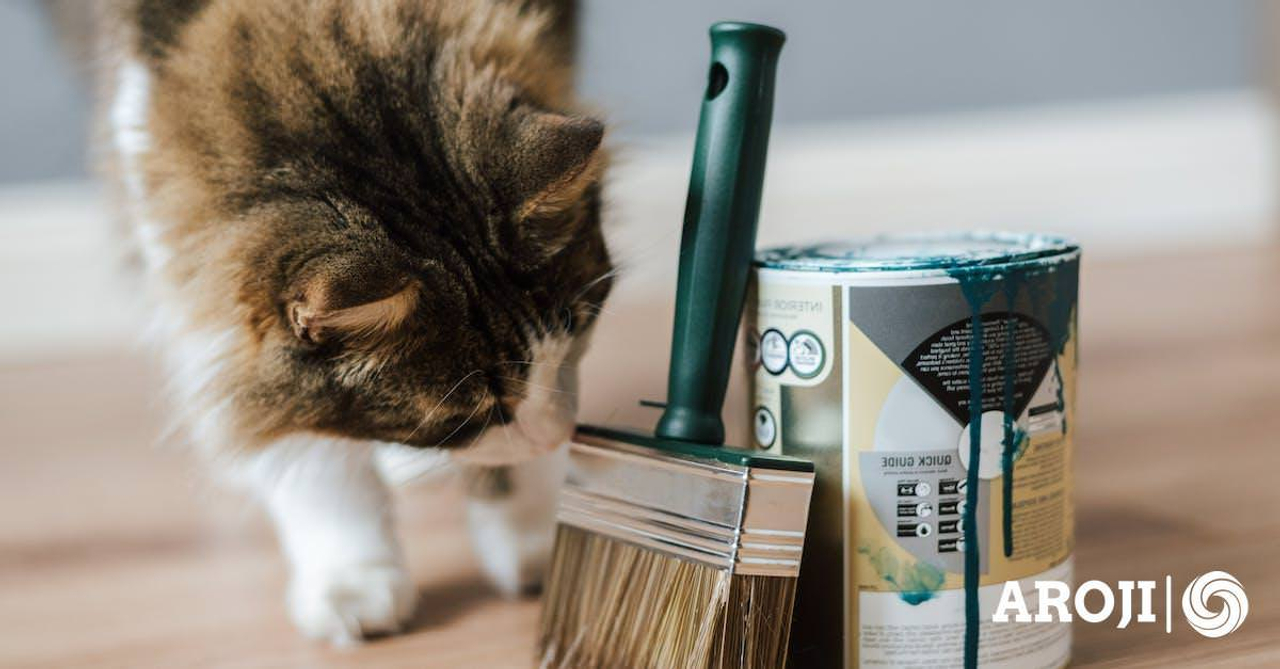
[
  {"xmin": 874, "ymin": 375, "xmax": 962, "ymax": 452},
  {"xmin": 915, "ymin": 523, "xmax": 932, "ymax": 538},
  {"xmin": 753, "ymin": 407, "xmax": 777, "ymax": 449},
  {"xmin": 916, "ymin": 502, "xmax": 933, "ymax": 518},
  {"xmin": 788, "ymin": 331, "xmax": 825, "ymax": 378},
  {"xmin": 760, "ymin": 329, "xmax": 789, "ymax": 375}
]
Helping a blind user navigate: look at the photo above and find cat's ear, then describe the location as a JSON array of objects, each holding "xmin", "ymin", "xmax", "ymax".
[
  {"xmin": 507, "ymin": 112, "xmax": 604, "ymax": 221},
  {"xmin": 285, "ymin": 262, "xmax": 418, "ymax": 346}
]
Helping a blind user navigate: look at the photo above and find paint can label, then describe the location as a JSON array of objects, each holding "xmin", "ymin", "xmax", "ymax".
[{"xmin": 749, "ymin": 238, "xmax": 1079, "ymax": 668}]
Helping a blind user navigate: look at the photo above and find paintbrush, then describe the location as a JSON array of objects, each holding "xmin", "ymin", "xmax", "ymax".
[{"xmin": 538, "ymin": 22, "xmax": 814, "ymax": 669}]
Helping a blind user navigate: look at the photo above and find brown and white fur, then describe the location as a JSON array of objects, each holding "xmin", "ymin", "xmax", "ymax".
[{"xmin": 86, "ymin": 0, "xmax": 611, "ymax": 645}]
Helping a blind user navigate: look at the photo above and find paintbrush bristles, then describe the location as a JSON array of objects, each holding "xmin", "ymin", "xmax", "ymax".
[
  {"xmin": 538, "ymin": 526, "xmax": 797, "ymax": 668},
  {"xmin": 717, "ymin": 568, "xmax": 797, "ymax": 667}
]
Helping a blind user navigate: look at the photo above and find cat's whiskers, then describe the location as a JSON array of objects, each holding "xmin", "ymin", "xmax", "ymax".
[
  {"xmin": 495, "ymin": 359, "xmax": 574, "ymax": 371},
  {"xmin": 497, "ymin": 403, "xmax": 517, "ymax": 451},
  {"xmin": 580, "ymin": 301, "xmax": 618, "ymax": 318},
  {"xmin": 441, "ymin": 391, "xmax": 495, "ymax": 450},
  {"xmin": 459, "ymin": 404, "xmax": 496, "ymax": 454},
  {"xmin": 568, "ymin": 264, "xmax": 625, "ymax": 304},
  {"xmin": 568, "ymin": 216, "xmax": 691, "ymax": 304},
  {"xmin": 494, "ymin": 374, "xmax": 576, "ymax": 397},
  {"xmin": 404, "ymin": 368, "xmax": 483, "ymax": 443}
]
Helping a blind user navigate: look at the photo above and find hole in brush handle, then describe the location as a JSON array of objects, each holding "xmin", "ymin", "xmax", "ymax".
[{"xmin": 706, "ymin": 62, "xmax": 728, "ymax": 99}]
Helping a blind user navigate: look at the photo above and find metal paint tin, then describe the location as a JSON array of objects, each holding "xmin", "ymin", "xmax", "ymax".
[{"xmin": 746, "ymin": 232, "xmax": 1080, "ymax": 668}]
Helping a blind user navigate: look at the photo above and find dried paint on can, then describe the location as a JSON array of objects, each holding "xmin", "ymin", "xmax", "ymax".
[{"xmin": 746, "ymin": 232, "xmax": 1079, "ymax": 668}]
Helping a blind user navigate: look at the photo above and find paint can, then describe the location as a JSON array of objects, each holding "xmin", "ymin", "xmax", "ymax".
[{"xmin": 746, "ymin": 232, "xmax": 1080, "ymax": 668}]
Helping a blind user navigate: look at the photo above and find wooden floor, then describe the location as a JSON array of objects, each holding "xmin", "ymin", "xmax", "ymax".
[{"xmin": 2, "ymin": 243, "xmax": 1280, "ymax": 668}]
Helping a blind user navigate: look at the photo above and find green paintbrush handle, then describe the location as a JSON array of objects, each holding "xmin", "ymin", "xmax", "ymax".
[{"xmin": 655, "ymin": 22, "xmax": 785, "ymax": 446}]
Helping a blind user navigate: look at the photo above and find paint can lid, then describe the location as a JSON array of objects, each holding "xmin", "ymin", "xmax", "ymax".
[{"xmin": 755, "ymin": 232, "xmax": 1079, "ymax": 274}]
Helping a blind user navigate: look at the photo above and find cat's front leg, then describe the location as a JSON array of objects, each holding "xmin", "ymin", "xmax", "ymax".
[
  {"xmin": 246, "ymin": 436, "xmax": 417, "ymax": 646},
  {"xmin": 463, "ymin": 445, "xmax": 568, "ymax": 597}
]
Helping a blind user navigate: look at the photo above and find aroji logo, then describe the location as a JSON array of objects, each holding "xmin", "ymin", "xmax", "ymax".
[
  {"xmin": 992, "ymin": 570, "xmax": 1248, "ymax": 638},
  {"xmin": 1182, "ymin": 571, "xmax": 1249, "ymax": 638}
]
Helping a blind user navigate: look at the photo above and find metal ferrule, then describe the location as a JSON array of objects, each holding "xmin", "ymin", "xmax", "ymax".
[{"xmin": 558, "ymin": 432, "xmax": 815, "ymax": 577}]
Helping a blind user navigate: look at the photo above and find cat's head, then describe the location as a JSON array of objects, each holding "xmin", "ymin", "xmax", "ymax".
[{"xmin": 137, "ymin": 0, "xmax": 612, "ymax": 463}]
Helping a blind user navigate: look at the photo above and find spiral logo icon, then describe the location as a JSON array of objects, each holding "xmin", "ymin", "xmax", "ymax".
[{"xmin": 1181, "ymin": 571, "xmax": 1248, "ymax": 638}]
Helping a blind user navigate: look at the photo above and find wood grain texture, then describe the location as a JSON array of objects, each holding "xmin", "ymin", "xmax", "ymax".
[{"xmin": 2, "ymin": 244, "xmax": 1279, "ymax": 667}]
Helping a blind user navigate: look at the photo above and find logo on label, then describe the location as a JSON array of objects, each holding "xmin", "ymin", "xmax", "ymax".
[
  {"xmin": 759, "ymin": 329, "xmax": 789, "ymax": 375},
  {"xmin": 992, "ymin": 571, "xmax": 1248, "ymax": 638},
  {"xmin": 1181, "ymin": 571, "xmax": 1248, "ymax": 638},
  {"xmin": 787, "ymin": 330, "xmax": 825, "ymax": 378}
]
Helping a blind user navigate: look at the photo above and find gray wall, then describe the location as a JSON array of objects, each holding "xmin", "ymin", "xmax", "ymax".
[
  {"xmin": 579, "ymin": 0, "xmax": 1261, "ymax": 137},
  {"xmin": 0, "ymin": 1, "xmax": 91, "ymax": 184},
  {"xmin": 0, "ymin": 0, "xmax": 1261, "ymax": 184}
]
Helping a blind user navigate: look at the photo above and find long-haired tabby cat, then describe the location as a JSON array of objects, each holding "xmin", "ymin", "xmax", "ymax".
[{"xmin": 89, "ymin": 0, "xmax": 610, "ymax": 645}]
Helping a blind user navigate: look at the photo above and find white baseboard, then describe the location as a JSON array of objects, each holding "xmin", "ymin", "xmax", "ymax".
[
  {"xmin": 0, "ymin": 181, "xmax": 145, "ymax": 361},
  {"xmin": 1, "ymin": 90, "xmax": 1274, "ymax": 360}
]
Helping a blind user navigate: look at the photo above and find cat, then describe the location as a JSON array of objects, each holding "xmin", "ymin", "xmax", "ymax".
[{"xmin": 90, "ymin": 0, "xmax": 611, "ymax": 645}]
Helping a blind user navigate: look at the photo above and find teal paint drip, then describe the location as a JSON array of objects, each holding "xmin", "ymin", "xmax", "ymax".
[
  {"xmin": 950, "ymin": 259, "xmax": 1077, "ymax": 669},
  {"xmin": 964, "ymin": 312, "xmax": 984, "ymax": 669},
  {"xmin": 1041, "ymin": 259, "xmax": 1080, "ymax": 434},
  {"xmin": 1054, "ymin": 364, "xmax": 1067, "ymax": 433},
  {"xmin": 952, "ymin": 260, "xmax": 1077, "ymax": 669},
  {"xmin": 1021, "ymin": 259, "xmax": 1077, "ymax": 433},
  {"xmin": 858, "ymin": 545, "xmax": 946, "ymax": 606},
  {"xmin": 1001, "ymin": 272, "xmax": 1021, "ymax": 560},
  {"xmin": 955, "ymin": 270, "xmax": 1002, "ymax": 669}
]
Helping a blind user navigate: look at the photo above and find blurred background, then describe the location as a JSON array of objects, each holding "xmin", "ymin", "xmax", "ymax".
[
  {"xmin": 2, "ymin": 3, "xmax": 1278, "ymax": 666},
  {"xmin": 1, "ymin": 1, "xmax": 1265, "ymax": 177},
  {"xmin": 0, "ymin": 0, "xmax": 1274, "ymax": 360}
]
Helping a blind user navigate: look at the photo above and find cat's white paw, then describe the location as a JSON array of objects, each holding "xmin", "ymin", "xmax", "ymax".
[
  {"xmin": 464, "ymin": 448, "xmax": 566, "ymax": 598},
  {"xmin": 468, "ymin": 499, "xmax": 554, "ymax": 597},
  {"xmin": 287, "ymin": 562, "xmax": 417, "ymax": 646}
]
